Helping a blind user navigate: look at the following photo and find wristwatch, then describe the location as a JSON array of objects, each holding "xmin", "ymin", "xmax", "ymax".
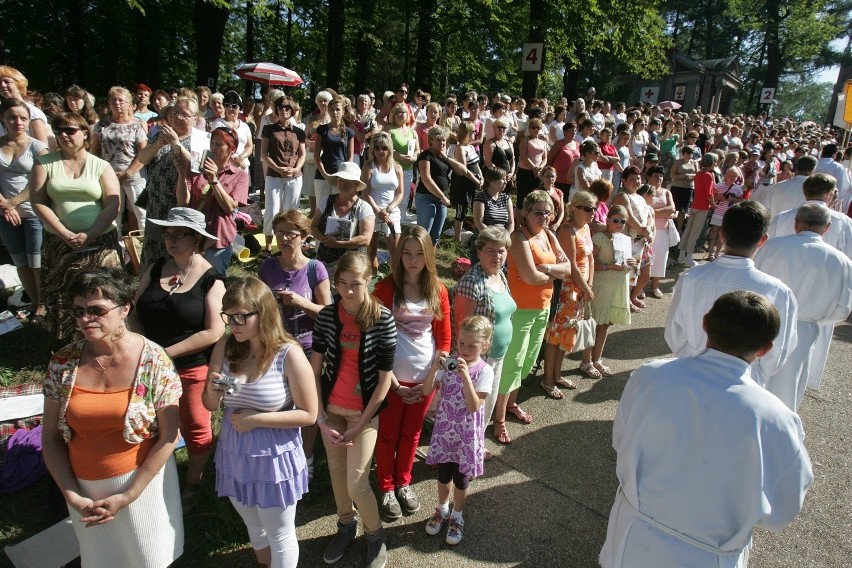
[{"xmin": 545, "ymin": 265, "xmax": 552, "ymax": 275}]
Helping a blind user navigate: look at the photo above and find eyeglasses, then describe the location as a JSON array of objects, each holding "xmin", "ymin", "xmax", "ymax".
[
  {"xmin": 163, "ymin": 230, "xmax": 195, "ymax": 241},
  {"xmin": 173, "ymin": 112, "xmax": 194, "ymax": 120},
  {"xmin": 530, "ymin": 210, "xmax": 552, "ymax": 217},
  {"xmin": 71, "ymin": 305, "xmax": 122, "ymax": 319},
  {"xmin": 609, "ymin": 218, "xmax": 627, "ymax": 225},
  {"xmin": 220, "ymin": 311, "xmax": 258, "ymax": 326},
  {"xmin": 56, "ymin": 126, "xmax": 83, "ymax": 136},
  {"xmin": 224, "ymin": 103, "xmax": 240, "ymax": 110},
  {"xmin": 273, "ymin": 229, "xmax": 301, "ymax": 239},
  {"xmin": 574, "ymin": 205, "xmax": 596, "ymax": 213}
]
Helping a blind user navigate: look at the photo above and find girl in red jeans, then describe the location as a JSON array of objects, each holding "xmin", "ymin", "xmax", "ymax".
[{"xmin": 372, "ymin": 225, "xmax": 451, "ymax": 520}]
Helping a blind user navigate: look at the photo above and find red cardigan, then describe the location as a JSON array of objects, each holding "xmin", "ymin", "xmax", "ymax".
[{"xmin": 372, "ymin": 276, "xmax": 452, "ymax": 352}]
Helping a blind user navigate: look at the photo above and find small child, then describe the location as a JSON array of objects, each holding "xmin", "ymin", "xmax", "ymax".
[{"xmin": 421, "ymin": 315, "xmax": 495, "ymax": 546}]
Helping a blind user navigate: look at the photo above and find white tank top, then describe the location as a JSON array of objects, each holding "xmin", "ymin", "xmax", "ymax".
[{"xmin": 370, "ymin": 164, "xmax": 398, "ymax": 209}]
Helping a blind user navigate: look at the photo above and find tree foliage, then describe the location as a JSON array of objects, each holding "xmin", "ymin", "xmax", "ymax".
[{"xmin": 0, "ymin": 0, "xmax": 840, "ymax": 119}]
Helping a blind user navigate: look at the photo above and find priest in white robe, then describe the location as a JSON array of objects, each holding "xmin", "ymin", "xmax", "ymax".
[
  {"xmin": 602, "ymin": 291, "xmax": 813, "ymax": 568},
  {"xmin": 759, "ymin": 155, "xmax": 816, "ymax": 217},
  {"xmin": 666, "ymin": 201, "xmax": 798, "ymax": 388},
  {"xmin": 755, "ymin": 205, "xmax": 852, "ymax": 409}
]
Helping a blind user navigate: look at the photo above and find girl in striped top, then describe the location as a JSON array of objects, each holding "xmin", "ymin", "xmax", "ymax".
[{"xmin": 204, "ymin": 277, "xmax": 318, "ymax": 568}]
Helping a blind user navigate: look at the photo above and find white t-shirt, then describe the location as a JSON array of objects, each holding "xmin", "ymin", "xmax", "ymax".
[{"xmin": 393, "ymin": 299, "xmax": 436, "ymax": 383}]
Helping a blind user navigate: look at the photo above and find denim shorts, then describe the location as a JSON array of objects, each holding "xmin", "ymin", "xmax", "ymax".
[{"xmin": 0, "ymin": 216, "xmax": 43, "ymax": 268}]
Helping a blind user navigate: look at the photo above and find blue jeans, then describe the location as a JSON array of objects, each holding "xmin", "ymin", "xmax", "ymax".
[
  {"xmin": 0, "ymin": 216, "xmax": 43, "ymax": 268},
  {"xmin": 204, "ymin": 245, "xmax": 233, "ymax": 276},
  {"xmin": 415, "ymin": 192, "xmax": 447, "ymax": 245}
]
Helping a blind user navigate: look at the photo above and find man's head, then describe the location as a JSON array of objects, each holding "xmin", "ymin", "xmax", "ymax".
[
  {"xmin": 720, "ymin": 201, "xmax": 770, "ymax": 256},
  {"xmin": 794, "ymin": 204, "xmax": 832, "ymax": 235},
  {"xmin": 821, "ymin": 143, "xmax": 837, "ymax": 159},
  {"xmin": 802, "ymin": 173, "xmax": 837, "ymax": 201},
  {"xmin": 704, "ymin": 291, "xmax": 779, "ymax": 361},
  {"xmin": 794, "ymin": 155, "xmax": 817, "ymax": 175}
]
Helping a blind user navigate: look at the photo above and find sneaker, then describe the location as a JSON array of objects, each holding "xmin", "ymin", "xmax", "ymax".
[
  {"xmin": 396, "ymin": 485, "xmax": 421, "ymax": 514},
  {"xmin": 379, "ymin": 491, "xmax": 402, "ymax": 521},
  {"xmin": 425, "ymin": 507, "xmax": 448, "ymax": 535},
  {"xmin": 364, "ymin": 527, "xmax": 387, "ymax": 568},
  {"xmin": 445, "ymin": 517, "xmax": 464, "ymax": 545},
  {"xmin": 323, "ymin": 519, "xmax": 357, "ymax": 564}
]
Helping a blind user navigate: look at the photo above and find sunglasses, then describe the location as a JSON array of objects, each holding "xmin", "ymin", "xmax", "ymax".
[
  {"xmin": 609, "ymin": 218, "xmax": 627, "ymax": 225},
  {"xmin": 530, "ymin": 210, "xmax": 552, "ymax": 217},
  {"xmin": 574, "ymin": 205, "xmax": 596, "ymax": 213},
  {"xmin": 224, "ymin": 103, "xmax": 240, "ymax": 110},
  {"xmin": 71, "ymin": 305, "xmax": 122, "ymax": 319},
  {"xmin": 373, "ymin": 146, "xmax": 389, "ymax": 151},
  {"xmin": 56, "ymin": 126, "xmax": 83, "ymax": 136},
  {"xmin": 220, "ymin": 311, "xmax": 258, "ymax": 326},
  {"xmin": 163, "ymin": 230, "xmax": 195, "ymax": 241},
  {"xmin": 276, "ymin": 105, "xmax": 292, "ymax": 112}
]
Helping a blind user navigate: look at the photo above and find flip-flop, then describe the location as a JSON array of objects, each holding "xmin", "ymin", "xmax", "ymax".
[
  {"xmin": 539, "ymin": 381, "xmax": 564, "ymax": 400},
  {"xmin": 493, "ymin": 420, "xmax": 511, "ymax": 445},
  {"xmin": 579, "ymin": 362, "xmax": 602, "ymax": 379},
  {"xmin": 506, "ymin": 404, "xmax": 533, "ymax": 424},
  {"xmin": 554, "ymin": 377, "xmax": 578, "ymax": 390}
]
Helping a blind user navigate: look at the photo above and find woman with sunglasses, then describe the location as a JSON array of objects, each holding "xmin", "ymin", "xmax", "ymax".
[
  {"xmin": 125, "ymin": 96, "xmax": 201, "ymax": 271},
  {"xmin": 362, "ymin": 131, "xmax": 404, "ymax": 272},
  {"xmin": 449, "ymin": 121, "xmax": 482, "ymax": 242},
  {"xmin": 210, "ymin": 91, "xmax": 253, "ymax": 171},
  {"xmin": 482, "ymin": 117, "xmax": 515, "ymax": 190},
  {"xmin": 42, "ymin": 266, "xmax": 185, "ymax": 567},
  {"xmin": 387, "ymin": 102, "xmax": 418, "ymax": 208},
  {"xmin": 259, "ymin": 97, "xmax": 307, "ymax": 258},
  {"xmin": 611, "ymin": 165, "xmax": 653, "ymax": 310},
  {"xmin": 30, "ymin": 112, "xmax": 122, "ymax": 339},
  {"xmin": 204, "ymin": 277, "xmax": 317, "ymax": 568},
  {"xmin": 91, "ymin": 86, "xmax": 148, "ymax": 236},
  {"xmin": 131, "ymin": 207, "xmax": 225, "ymax": 514},
  {"xmin": 0, "ymin": 98, "xmax": 49, "ymax": 321},
  {"xmin": 494, "ymin": 190, "xmax": 571, "ymax": 444},
  {"xmin": 542, "ymin": 191, "xmax": 597, "ymax": 395}
]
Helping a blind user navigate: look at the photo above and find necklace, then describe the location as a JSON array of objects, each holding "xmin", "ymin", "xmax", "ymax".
[
  {"xmin": 168, "ymin": 255, "xmax": 196, "ymax": 295},
  {"xmin": 91, "ymin": 354, "xmax": 112, "ymax": 375}
]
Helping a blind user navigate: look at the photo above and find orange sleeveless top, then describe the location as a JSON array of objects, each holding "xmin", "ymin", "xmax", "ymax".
[
  {"xmin": 66, "ymin": 386, "xmax": 154, "ymax": 480},
  {"xmin": 507, "ymin": 227, "xmax": 557, "ymax": 310}
]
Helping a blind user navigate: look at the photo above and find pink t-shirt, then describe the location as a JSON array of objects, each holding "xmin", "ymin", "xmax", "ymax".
[{"xmin": 328, "ymin": 304, "xmax": 365, "ymax": 411}]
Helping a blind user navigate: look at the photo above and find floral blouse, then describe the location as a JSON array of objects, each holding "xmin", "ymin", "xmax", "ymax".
[{"xmin": 44, "ymin": 338, "xmax": 182, "ymax": 444}]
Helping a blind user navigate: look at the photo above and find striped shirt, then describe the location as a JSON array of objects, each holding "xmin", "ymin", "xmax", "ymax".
[
  {"xmin": 222, "ymin": 345, "xmax": 294, "ymax": 412},
  {"xmin": 313, "ymin": 298, "xmax": 396, "ymax": 417}
]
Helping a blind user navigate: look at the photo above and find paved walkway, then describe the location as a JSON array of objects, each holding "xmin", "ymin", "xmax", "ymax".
[{"xmin": 286, "ymin": 272, "xmax": 852, "ymax": 567}]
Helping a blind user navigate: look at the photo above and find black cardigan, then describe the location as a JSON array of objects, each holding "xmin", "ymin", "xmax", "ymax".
[{"xmin": 312, "ymin": 297, "xmax": 396, "ymax": 417}]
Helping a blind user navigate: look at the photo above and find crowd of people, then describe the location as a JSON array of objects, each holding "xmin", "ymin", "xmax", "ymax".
[{"xmin": 1, "ymin": 62, "xmax": 852, "ymax": 567}]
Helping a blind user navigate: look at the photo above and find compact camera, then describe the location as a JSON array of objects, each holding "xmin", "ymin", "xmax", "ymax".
[
  {"xmin": 441, "ymin": 357, "xmax": 460, "ymax": 371},
  {"xmin": 213, "ymin": 376, "xmax": 242, "ymax": 395}
]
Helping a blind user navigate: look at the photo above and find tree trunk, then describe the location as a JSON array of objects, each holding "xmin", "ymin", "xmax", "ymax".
[
  {"xmin": 286, "ymin": 7, "xmax": 293, "ymax": 68},
  {"xmin": 353, "ymin": 0, "xmax": 376, "ymax": 94},
  {"xmin": 826, "ymin": 35, "xmax": 852, "ymax": 125},
  {"xmin": 68, "ymin": 0, "xmax": 86, "ymax": 84},
  {"xmin": 326, "ymin": 0, "xmax": 345, "ymax": 90},
  {"xmin": 403, "ymin": 5, "xmax": 411, "ymax": 82},
  {"xmin": 760, "ymin": 0, "xmax": 784, "ymax": 113},
  {"xmin": 414, "ymin": 0, "xmax": 436, "ymax": 92},
  {"xmin": 746, "ymin": 34, "xmax": 767, "ymax": 112},
  {"xmin": 522, "ymin": 0, "xmax": 545, "ymax": 101},
  {"xmin": 245, "ymin": 0, "xmax": 255, "ymax": 99},
  {"xmin": 194, "ymin": 0, "xmax": 230, "ymax": 90}
]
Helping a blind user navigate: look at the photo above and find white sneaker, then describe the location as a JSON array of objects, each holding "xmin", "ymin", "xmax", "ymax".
[{"xmin": 684, "ymin": 253, "xmax": 698, "ymax": 267}]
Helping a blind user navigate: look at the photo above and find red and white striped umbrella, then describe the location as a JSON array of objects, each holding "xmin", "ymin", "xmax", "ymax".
[{"xmin": 235, "ymin": 62, "xmax": 303, "ymax": 86}]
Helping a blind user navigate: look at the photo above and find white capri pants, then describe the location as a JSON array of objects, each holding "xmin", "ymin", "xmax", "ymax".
[
  {"xmin": 264, "ymin": 175, "xmax": 304, "ymax": 235},
  {"xmin": 229, "ymin": 497, "xmax": 299, "ymax": 568}
]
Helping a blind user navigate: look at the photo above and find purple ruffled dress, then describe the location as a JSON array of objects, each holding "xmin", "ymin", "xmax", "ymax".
[
  {"xmin": 215, "ymin": 345, "xmax": 309, "ymax": 507},
  {"xmin": 425, "ymin": 359, "xmax": 489, "ymax": 479}
]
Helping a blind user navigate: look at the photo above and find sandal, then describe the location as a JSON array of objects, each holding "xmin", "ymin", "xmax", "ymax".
[
  {"xmin": 554, "ymin": 377, "xmax": 578, "ymax": 390},
  {"xmin": 181, "ymin": 483, "xmax": 201, "ymax": 515},
  {"xmin": 631, "ymin": 297, "xmax": 646, "ymax": 309},
  {"xmin": 539, "ymin": 381, "xmax": 564, "ymax": 400},
  {"xmin": 506, "ymin": 404, "xmax": 533, "ymax": 424},
  {"xmin": 579, "ymin": 362, "xmax": 603, "ymax": 379},
  {"xmin": 593, "ymin": 360, "xmax": 614, "ymax": 377},
  {"xmin": 493, "ymin": 420, "xmax": 511, "ymax": 445},
  {"xmin": 706, "ymin": 254, "xmax": 716, "ymax": 262},
  {"xmin": 651, "ymin": 288, "xmax": 664, "ymax": 299}
]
